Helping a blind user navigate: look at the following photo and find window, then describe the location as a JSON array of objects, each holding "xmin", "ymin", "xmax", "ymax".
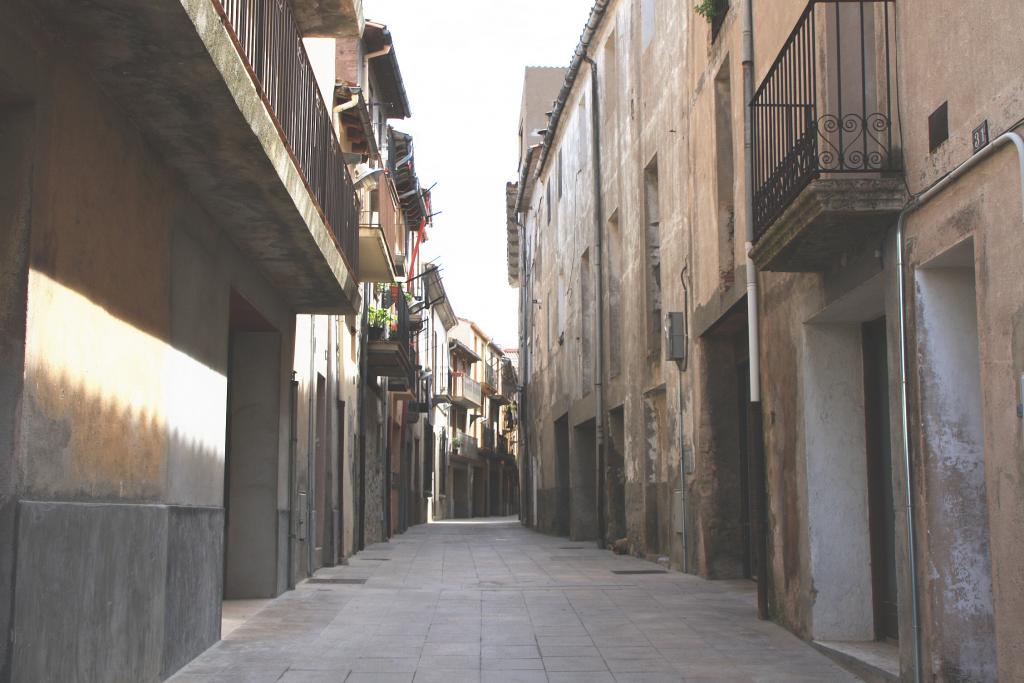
[
  {"xmin": 607, "ymin": 211, "xmax": 623, "ymax": 377},
  {"xmin": 644, "ymin": 157, "xmax": 662, "ymax": 357},
  {"xmin": 603, "ymin": 33, "xmax": 618, "ymax": 120},
  {"xmin": 929, "ymin": 101, "xmax": 949, "ymax": 152},
  {"xmin": 715, "ymin": 58, "xmax": 736, "ymax": 288},
  {"xmin": 711, "ymin": 0, "xmax": 730, "ymax": 42},
  {"xmin": 581, "ymin": 250, "xmax": 593, "ymax": 390},
  {"xmin": 546, "ymin": 183, "xmax": 551, "ymax": 224},
  {"xmin": 641, "ymin": 0, "xmax": 656, "ymax": 49},
  {"xmin": 558, "ymin": 150, "xmax": 564, "ymax": 199}
]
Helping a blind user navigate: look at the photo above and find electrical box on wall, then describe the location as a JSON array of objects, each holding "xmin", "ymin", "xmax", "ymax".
[
  {"xmin": 665, "ymin": 312, "xmax": 687, "ymax": 366},
  {"xmin": 296, "ymin": 492, "xmax": 307, "ymax": 541}
]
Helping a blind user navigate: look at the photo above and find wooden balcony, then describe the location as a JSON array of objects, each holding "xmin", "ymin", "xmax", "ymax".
[
  {"xmin": 451, "ymin": 373, "xmax": 482, "ymax": 409},
  {"xmin": 359, "ymin": 178, "xmax": 407, "ymax": 283}
]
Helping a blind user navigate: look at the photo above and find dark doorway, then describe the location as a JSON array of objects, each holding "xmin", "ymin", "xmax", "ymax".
[
  {"xmin": 335, "ymin": 400, "xmax": 345, "ymax": 565},
  {"xmin": 571, "ymin": 419, "xmax": 598, "ymax": 541},
  {"xmin": 606, "ymin": 406, "xmax": 627, "ymax": 543},
  {"xmin": 700, "ymin": 299, "xmax": 757, "ymax": 580},
  {"xmin": 862, "ymin": 317, "xmax": 898, "ymax": 641},
  {"xmin": 554, "ymin": 415, "xmax": 571, "ymax": 536},
  {"xmin": 452, "ymin": 466, "xmax": 469, "ymax": 518},
  {"xmin": 224, "ymin": 291, "xmax": 281, "ymax": 599},
  {"xmin": 314, "ymin": 373, "xmax": 327, "ymax": 568}
]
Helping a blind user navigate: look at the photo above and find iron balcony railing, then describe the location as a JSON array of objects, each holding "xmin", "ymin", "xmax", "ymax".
[
  {"xmin": 394, "ymin": 290, "xmax": 415, "ymax": 389},
  {"xmin": 497, "ymin": 433, "xmax": 509, "ymax": 456},
  {"xmin": 450, "ymin": 372, "xmax": 482, "ymax": 407},
  {"xmin": 751, "ymin": 0, "xmax": 898, "ymax": 239},
  {"xmin": 215, "ymin": 0, "xmax": 359, "ymax": 268},
  {"xmin": 454, "ymin": 430, "xmax": 478, "ymax": 458},
  {"xmin": 484, "ymin": 363, "xmax": 498, "ymax": 391},
  {"xmin": 361, "ymin": 178, "xmax": 405, "ymax": 268},
  {"xmin": 481, "ymin": 426, "xmax": 495, "ymax": 451}
]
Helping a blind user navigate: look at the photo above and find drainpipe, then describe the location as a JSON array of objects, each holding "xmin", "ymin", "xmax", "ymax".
[
  {"xmin": 307, "ymin": 315, "xmax": 316, "ymax": 575},
  {"xmin": 740, "ymin": 0, "xmax": 768, "ymax": 620},
  {"xmin": 582, "ymin": 55, "xmax": 606, "ymax": 549},
  {"xmin": 333, "ymin": 92, "xmax": 360, "ymax": 114},
  {"xmin": 895, "ymin": 130, "xmax": 1024, "ymax": 683}
]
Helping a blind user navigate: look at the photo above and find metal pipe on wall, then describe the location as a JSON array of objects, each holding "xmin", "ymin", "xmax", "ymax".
[
  {"xmin": 582, "ymin": 54, "xmax": 606, "ymax": 549},
  {"xmin": 741, "ymin": 0, "xmax": 768, "ymax": 620}
]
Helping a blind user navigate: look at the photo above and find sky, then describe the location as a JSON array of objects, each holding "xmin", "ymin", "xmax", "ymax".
[{"xmin": 363, "ymin": 0, "xmax": 595, "ymax": 350}]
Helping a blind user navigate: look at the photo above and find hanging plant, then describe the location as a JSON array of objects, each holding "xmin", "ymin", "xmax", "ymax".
[
  {"xmin": 367, "ymin": 306, "xmax": 395, "ymax": 330},
  {"xmin": 694, "ymin": 0, "xmax": 722, "ymax": 21}
]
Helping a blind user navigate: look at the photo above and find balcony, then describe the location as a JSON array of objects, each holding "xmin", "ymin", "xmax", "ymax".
[
  {"xmin": 483, "ymin": 363, "xmax": 498, "ymax": 395},
  {"xmin": 480, "ymin": 426, "xmax": 496, "ymax": 453},
  {"xmin": 451, "ymin": 372, "xmax": 482, "ymax": 409},
  {"xmin": 452, "ymin": 430, "xmax": 478, "ymax": 459},
  {"xmin": 497, "ymin": 433, "xmax": 510, "ymax": 457},
  {"xmin": 34, "ymin": 0, "xmax": 362, "ymax": 312},
  {"xmin": 367, "ymin": 289, "xmax": 414, "ymax": 388},
  {"xmin": 359, "ymin": 178, "xmax": 407, "ymax": 283},
  {"xmin": 750, "ymin": 0, "xmax": 905, "ymax": 272}
]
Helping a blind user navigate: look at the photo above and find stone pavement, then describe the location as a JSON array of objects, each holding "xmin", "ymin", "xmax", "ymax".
[{"xmin": 169, "ymin": 517, "xmax": 860, "ymax": 683}]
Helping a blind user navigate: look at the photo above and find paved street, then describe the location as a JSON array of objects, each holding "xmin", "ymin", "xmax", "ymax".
[{"xmin": 169, "ymin": 518, "xmax": 859, "ymax": 683}]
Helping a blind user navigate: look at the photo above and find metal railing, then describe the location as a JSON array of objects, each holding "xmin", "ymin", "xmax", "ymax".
[
  {"xmin": 450, "ymin": 372, "xmax": 482, "ymax": 406},
  {"xmin": 454, "ymin": 430, "xmax": 478, "ymax": 458},
  {"xmin": 215, "ymin": 0, "xmax": 359, "ymax": 267},
  {"xmin": 497, "ymin": 433, "xmax": 509, "ymax": 456},
  {"xmin": 751, "ymin": 0, "xmax": 898, "ymax": 239},
  {"xmin": 481, "ymin": 426, "xmax": 495, "ymax": 451},
  {"xmin": 362, "ymin": 178, "xmax": 405, "ymax": 267},
  {"xmin": 394, "ymin": 290, "xmax": 415, "ymax": 389},
  {"xmin": 484, "ymin": 363, "xmax": 498, "ymax": 391}
]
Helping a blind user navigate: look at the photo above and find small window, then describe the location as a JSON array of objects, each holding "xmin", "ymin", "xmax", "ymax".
[
  {"xmin": 929, "ymin": 101, "xmax": 949, "ymax": 152},
  {"xmin": 546, "ymin": 183, "xmax": 552, "ymax": 224},
  {"xmin": 558, "ymin": 151, "xmax": 563, "ymax": 199},
  {"xmin": 710, "ymin": 0, "xmax": 730, "ymax": 42}
]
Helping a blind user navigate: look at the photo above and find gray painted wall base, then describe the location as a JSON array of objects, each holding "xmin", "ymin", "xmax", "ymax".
[{"xmin": 10, "ymin": 500, "xmax": 223, "ymax": 683}]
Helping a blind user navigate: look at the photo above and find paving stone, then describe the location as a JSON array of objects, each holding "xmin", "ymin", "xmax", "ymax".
[{"xmin": 166, "ymin": 519, "xmax": 860, "ymax": 683}]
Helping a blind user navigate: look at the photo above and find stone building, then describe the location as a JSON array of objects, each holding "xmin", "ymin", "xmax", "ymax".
[
  {"xmin": 437, "ymin": 320, "xmax": 519, "ymax": 519},
  {"xmin": 0, "ymin": 0, "xmax": 446, "ymax": 678},
  {"xmin": 509, "ymin": 0, "xmax": 1024, "ymax": 680}
]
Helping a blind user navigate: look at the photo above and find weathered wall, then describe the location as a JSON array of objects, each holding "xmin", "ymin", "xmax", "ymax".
[
  {"xmin": 0, "ymin": 103, "xmax": 32, "ymax": 683},
  {"xmin": 518, "ymin": 0, "xmax": 1024, "ymax": 678},
  {"xmin": 0, "ymin": 4, "xmax": 298, "ymax": 679}
]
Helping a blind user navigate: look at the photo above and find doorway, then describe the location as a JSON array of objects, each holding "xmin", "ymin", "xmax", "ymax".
[
  {"xmin": 314, "ymin": 373, "xmax": 326, "ymax": 568},
  {"xmin": 915, "ymin": 239, "xmax": 996, "ymax": 678},
  {"xmin": 224, "ymin": 291, "xmax": 282, "ymax": 600},
  {"xmin": 554, "ymin": 415, "xmax": 571, "ymax": 535},
  {"xmin": 699, "ymin": 302, "xmax": 752, "ymax": 579},
  {"xmin": 606, "ymin": 406, "xmax": 627, "ymax": 543},
  {"xmin": 452, "ymin": 466, "xmax": 469, "ymax": 519},
  {"xmin": 571, "ymin": 419, "xmax": 598, "ymax": 540},
  {"xmin": 862, "ymin": 318, "xmax": 898, "ymax": 641}
]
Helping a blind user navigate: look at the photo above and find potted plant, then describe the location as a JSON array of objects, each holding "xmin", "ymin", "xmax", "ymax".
[
  {"xmin": 694, "ymin": 0, "xmax": 723, "ymax": 22},
  {"xmin": 367, "ymin": 306, "xmax": 395, "ymax": 341}
]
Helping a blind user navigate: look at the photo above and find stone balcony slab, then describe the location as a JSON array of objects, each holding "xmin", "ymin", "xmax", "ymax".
[{"xmin": 752, "ymin": 177, "xmax": 907, "ymax": 272}]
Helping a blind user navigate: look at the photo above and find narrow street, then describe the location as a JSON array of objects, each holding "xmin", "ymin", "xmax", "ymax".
[{"xmin": 169, "ymin": 519, "xmax": 858, "ymax": 683}]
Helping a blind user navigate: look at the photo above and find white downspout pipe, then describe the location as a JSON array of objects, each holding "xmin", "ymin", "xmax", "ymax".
[
  {"xmin": 742, "ymin": 0, "xmax": 760, "ymax": 406},
  {"xmin": 895, "ymin": 130, "xmax": 1024, "ymax": 683},
  {"xmin": 741, "ymin": 0, "xmax": 768, "ymax": 620}
]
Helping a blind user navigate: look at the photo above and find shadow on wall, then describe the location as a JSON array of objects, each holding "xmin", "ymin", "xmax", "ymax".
[{"xmin": 10, "ymin": 361, "xmax": 229, "ymax": 681}]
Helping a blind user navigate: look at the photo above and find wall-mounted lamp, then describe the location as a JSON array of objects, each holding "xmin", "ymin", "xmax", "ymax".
[{"xmin": 353, "ymin": 164, "xmax": 386, "ymax": 191}]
